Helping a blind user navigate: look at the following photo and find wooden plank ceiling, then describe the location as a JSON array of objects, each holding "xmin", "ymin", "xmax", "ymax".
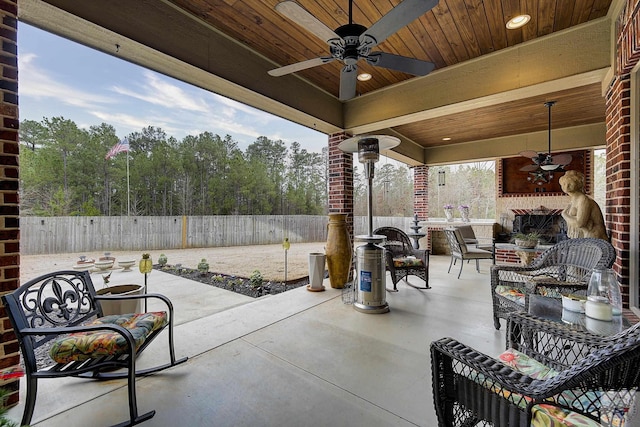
[
  {"xmin": 166, "ymin": 0, "xmax": 612, "ymax": 153},
  {"xmin": 170, "ymin": 0, "xmax": 611, "ymax": 98}
]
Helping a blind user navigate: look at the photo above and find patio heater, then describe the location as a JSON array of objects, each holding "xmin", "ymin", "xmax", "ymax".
[{"xmin": 339, "ymin": 135, "xmax": 400, "ymax": 314}]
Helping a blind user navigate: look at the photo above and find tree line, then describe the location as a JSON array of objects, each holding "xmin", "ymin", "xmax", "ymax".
[
  {"xmin": 19, "ymin": 117, "xmax": 330, "ymax": 216},
  {"xmin": 18, "ymin": 117, "xmax": 418, "ymax": 217},
  {"xmin": 19, "ymin": 117, "xmax": 497, "ymax": 218}
]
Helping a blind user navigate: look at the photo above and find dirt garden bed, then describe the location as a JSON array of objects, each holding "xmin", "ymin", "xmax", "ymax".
[{"xmin": 155, "ymin": 264, "xmax": 310, "ymax": 298}]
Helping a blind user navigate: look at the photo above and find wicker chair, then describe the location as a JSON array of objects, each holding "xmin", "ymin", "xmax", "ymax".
[
  {"xmin": 491, "ymin": 238, "xmax": 616, "ymax": 330},
  {"xmin": 374, "ymin": 226, "xmax": 429, "ymax": 292},
  {"xmin": 443, "ymin": 228, "xmax": 494, "ymax": 279},
  {"xmin": 431, "ymin": 312, "xmax": 640, "ymax": 427}
]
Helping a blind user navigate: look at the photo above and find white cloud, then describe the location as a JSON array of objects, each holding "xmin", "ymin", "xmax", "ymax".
[
  {"xmin": 19, "ymin": 28, "xmax": 328, "ymax": 153},
  {"xmin": 18, "ymin": 53, "xmax": 115, "ymax": 108},
  {"xmin": 111, "ymin": 70, "xmax": 210, "ymax": 113}
]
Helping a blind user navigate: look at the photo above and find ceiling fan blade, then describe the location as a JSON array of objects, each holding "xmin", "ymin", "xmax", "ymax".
[
  {"xmin": 366, "ymin": 52, "xmax": 435, "ymax": 76},
  {"xmin": 520, "ymin": 164, "xmax": 541, "ymax": 172},
  {"xmin": 519, "ymin": 150, "xmax": 539, "ymax": 159},
  {"xmin": 268, "ymin": 57, "xmax": 334, "ymax": 77},
  {"xmin": 275, "ymin": 1, "xmax": 340, "ymax": 43},
  {"xmin": 360, "ymin": 0, "xmax": 439, "ymax": 48},
  {"xmin": 551, "ymin": 153, "xmax": 572, "ymax": 165},
  {"xmin": 339, "ymin": 65, "xmax": 357, "ymax": 101}
]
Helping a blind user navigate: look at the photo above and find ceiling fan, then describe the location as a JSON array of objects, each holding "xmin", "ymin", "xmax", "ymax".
[
  {"xmin": 519, "ymin": 101, "xmax": 572, "ymax": 183},
  {"xmin": 268, "ymin": 0, "xmax": 438, "ymax": 101}
]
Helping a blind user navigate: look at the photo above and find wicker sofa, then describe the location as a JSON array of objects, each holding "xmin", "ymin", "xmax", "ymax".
[
  {"xmin": 490, "ymin": 238, "xmax": 616, "ymax": 330},
  {"xmin": 431, "ymin": 312, "xmax": 640, "ymax": 426}
]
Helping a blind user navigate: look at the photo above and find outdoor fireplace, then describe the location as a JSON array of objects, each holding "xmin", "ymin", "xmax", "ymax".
[{"xmin": 511, "ymin": 208, "xmax": 567, "ymax": 244}]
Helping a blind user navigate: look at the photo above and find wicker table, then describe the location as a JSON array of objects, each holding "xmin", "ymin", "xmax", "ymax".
[{"xmin": 528, "ymin": 294, "xmax": 631, "ymax": 336}]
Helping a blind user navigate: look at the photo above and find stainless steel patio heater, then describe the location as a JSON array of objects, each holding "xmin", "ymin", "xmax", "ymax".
[{"xmin": 338, "ymin": 135, "xmax": 400, "ymax": 314}]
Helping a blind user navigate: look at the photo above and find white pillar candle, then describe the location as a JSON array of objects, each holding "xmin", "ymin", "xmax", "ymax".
[{"xmin": 585, "ymin": 296, "xmax": 613, "ymax": 321}]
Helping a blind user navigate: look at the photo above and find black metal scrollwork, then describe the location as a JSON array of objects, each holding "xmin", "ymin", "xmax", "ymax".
[{"xmin": 42, "ymin": 279, "xmax": 79, "ymax": 321}]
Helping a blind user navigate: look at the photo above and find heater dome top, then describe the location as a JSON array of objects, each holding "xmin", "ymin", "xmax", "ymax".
[{"xmin": 338, "ymin": 135, "xmax": 400, "ymax": 153}]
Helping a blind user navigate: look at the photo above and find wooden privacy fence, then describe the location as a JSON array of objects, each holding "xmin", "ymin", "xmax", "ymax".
[{"xmin": 20, "ymin": 215, "xmax": 414, "ymax": 255}]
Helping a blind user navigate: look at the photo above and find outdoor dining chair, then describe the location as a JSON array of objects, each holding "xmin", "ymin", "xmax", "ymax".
[{"xmin": 443, "ymin": 227, "xmax": 494, "ymax": 279}]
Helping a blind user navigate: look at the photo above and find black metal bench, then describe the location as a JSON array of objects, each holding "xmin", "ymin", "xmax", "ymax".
[{"xmin": 2, "ymin": 270, "xmax": 188, "ymax": 427}]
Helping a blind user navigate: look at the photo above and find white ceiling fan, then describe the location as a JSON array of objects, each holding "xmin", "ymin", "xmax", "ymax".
[{"xmin": 268, "ymin": 0, "xmax": 438, "ymax": 101}]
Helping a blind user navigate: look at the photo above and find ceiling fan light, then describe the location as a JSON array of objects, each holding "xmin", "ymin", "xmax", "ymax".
[
  {"xmin": 541, "ymin": 164, "xmax": 560, "ymax": 171},
  {"xmin": 357, "ymin": 72, "xmax": 372, "ymax": 81},
  {"xmin": 506, "ymin": 15, "xmax": 531, "ymax": 29}
]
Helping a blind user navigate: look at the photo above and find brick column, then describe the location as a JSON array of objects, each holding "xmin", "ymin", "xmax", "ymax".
[
  {"xmin": 605, "ymin": 0, "xmax": 640, "ymax": 307},
  {"xmin": 0, "ymin": 0, "xmax": 20, "ymax": 407},
  {"xmin": 328, "ymin": 132, "xmax": 354, "ymax": 236},
  {"xmin": 413, "ymin": 165, "xmax": 429, "ymax": 220},
  {"xmin": 605, "ymin": 75, "xmax": 632, "ymax": 305}
]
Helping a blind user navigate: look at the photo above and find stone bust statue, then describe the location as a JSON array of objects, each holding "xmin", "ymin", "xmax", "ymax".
[{"xmin": 559, "ymin": 170, "xmax": 608, "ymax": 240}]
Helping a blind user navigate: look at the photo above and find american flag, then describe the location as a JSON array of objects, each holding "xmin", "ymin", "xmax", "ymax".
[{"xmin": 105, "ymin": 138, "xmax": 130, "ymax": 160}]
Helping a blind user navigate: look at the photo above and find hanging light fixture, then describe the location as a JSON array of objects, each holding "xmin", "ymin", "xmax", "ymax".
[{"xmin": 519, "ymin": 101, "xmax": 572, "ymax": 185}]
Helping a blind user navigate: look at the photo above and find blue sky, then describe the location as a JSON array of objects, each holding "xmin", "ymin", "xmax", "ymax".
[{"xmin": 17, "ymin": 23, "xmax": 328, "ymax": 152}]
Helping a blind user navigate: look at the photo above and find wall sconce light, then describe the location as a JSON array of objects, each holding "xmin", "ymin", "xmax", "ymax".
[
  {"xmin": 438, "ymin": 169, "xmax": 446, "ymax": 187},
  {"xmin": 40, "ymin": 219, "xmax": 45, "ymax": 225},
  {"xmin": 90, "ymin": 219, "xmax": 94, "ymax": 225}
]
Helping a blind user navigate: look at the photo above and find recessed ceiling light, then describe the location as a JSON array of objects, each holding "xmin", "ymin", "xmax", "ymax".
[
  {"xmin": 357, "ymin": 73, "xmax": 372, "ymax": 81},
  {"xmin": 506, "ymin": 14, "xmax": 530, "ymax": 29},
  {"xmin": 442, "ymin": 137, "xmax": 451, "ymax": 141}
]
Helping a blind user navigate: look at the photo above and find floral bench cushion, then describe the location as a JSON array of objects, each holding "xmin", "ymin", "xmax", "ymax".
[
  {"xmin": 495, "ymin": 348, "xmax": 628, "ymax": 426},
  {"xmin": 49, "ymin": 311, "xmax": 168, "ymax": 363},
  {"xmin": 392, "ymin": 257, "xmax": 423, "ymax": 268}
]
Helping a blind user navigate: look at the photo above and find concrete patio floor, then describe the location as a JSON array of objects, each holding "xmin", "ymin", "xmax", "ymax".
[{"xmin": 8, "ymin": 253, "xmax": 504, "ymax": 426}]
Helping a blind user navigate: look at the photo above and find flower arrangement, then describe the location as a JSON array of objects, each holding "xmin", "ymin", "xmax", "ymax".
[
  {"xmin": 458, "ymin": 204, "xmax": 469, "ymax": 210},
  {"xmin": 443, "ymin": 204, "xmax": 453, "ymax": 209}
]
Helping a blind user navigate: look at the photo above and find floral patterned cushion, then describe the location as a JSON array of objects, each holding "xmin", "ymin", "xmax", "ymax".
[
  {"xmin": 49, "ymin": 311, "xmax": 168, "ymax": 363},
  {"xmin": 536, "ymin": 286, "xmax": 565, "ymax": 298},
  {"xmin": 495, "ymin": 349, "xmax": 627, "ymax": 426},
  {"xmin": 392, "ymin": 257, "xmax": 423, "ymax": 268},
  {"xmin": 499, "ymin": 348, "xmax": 559, "ymax": 380},
  {"xmin": 495, "ymin": 285, "xmax": 526, "ymax": 305}
]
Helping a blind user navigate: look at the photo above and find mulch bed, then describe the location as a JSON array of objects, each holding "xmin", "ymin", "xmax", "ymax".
[{"xmin": 154, "ymin": 264, "xmax": 309, "ymax": 298}]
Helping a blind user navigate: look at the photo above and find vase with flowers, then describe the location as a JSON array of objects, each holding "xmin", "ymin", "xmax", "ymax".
[
  {"xmin": 444, "ymin": 204, "xmax": 454, "ymax": 222},
  {"xmin": 458, "ymin": 205, "xmax": 470, "ymax": 222}
]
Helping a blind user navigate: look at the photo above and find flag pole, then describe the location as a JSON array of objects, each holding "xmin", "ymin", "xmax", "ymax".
[{"xmin": 126, "ymin": 151, "xmax": 130, "ymax": 216}]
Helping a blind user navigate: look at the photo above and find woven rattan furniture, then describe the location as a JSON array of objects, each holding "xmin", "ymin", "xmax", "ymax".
[
  {"xmin": 2, "ymin": 270, "xmax": 188, "ymax": 427},
  {"xmin": 444, "ymin": 228, "xmax": 494, "ymax": 279},
  {"xmin": 490, "ymin": 238, "xmax": 616, "ymax": 330},
  {"xmin": 374, "ymin": 226, "xmax": 430, "ymax": 291},
  {"xmin": 431, "ymin": 312, "xmax": 640, "ymax": 427}
]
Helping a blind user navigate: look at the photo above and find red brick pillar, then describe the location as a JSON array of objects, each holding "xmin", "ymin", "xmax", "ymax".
[
  {"xmin": 328, "ymin": 132, "xmax": 354, "ymax": 236},
  {"xmin": 605, "ymin": 0, "xmax": 640, "ymax": 307},
  {"xmin": 0, "ymin": 0, "xmax": 20, "ymax": 407},
  {"xmin": 605, "ymin": 74, "xmax": 632, "ymax": 305},
  {"xmin": 413, "ymin": 165, "xmax": 429, "ymax": 220}
]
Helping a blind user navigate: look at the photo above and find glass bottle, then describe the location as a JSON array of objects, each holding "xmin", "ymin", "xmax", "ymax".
[{"xmin": 587, "ymin": 268, "xmax": 622, "ymax": 316}]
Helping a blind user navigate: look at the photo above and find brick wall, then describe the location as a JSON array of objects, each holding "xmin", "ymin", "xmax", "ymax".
[
  {"xmin": 0, "ymin": 0, "xmax": 20, "ymax": 407},
  {"xmin": 413, "ymin": 165, "xmax": 428, "ymax": 220},
  {"xmin": 328, "ymin": 132, "xmax": 354, "ymax": 236},
  {"xmin": 604, "ymin": 0, "xmax": 640, "ymax": 307}
]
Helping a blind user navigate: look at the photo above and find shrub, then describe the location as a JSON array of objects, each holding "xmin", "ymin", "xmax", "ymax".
[{"xmin": 250, "ymin": 270, "xmax": 263, "ymax": 288}]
